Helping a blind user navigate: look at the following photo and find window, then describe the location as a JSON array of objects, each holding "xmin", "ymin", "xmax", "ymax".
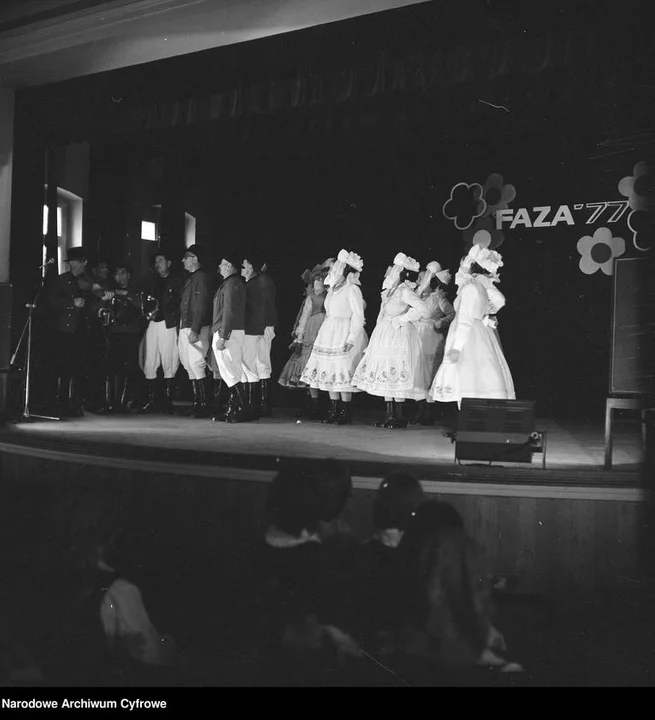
[
  {"xmin": 185, "ymin": 212, "xmax": 196, "ymax": 247},
  {"xmin": 141, "ymin": 220, "xmax": 157, "ymax": 241},
  {"xmin": 43, "ymin": 186, "xmax": 83, "ymax": 274}
]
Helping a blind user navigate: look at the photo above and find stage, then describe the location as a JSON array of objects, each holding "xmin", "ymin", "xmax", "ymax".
[
  {"xmin": 0, "ymin": 407, "xmax": 645, "ymax": 498},
  {"xmin": 0, "ymin": 407, "xmax": 650, "ymax": 599}
]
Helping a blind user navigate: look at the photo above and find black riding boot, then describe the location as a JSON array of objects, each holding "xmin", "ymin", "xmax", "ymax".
[
  {"xmin": 212, "ymin": 385, "xmax": 233, "ymax": 422},
  {"xmin": 163, "ymin": 378, "xmax": 175, "ymax": 414},
  {"xmin": 138, "ymin": 379, "xmax": 159, "ymax": 414},
  {"xmin": 375, "ymin": 401, "xmax": 394, "ymax": 428},
  {"xmin": 322, "ymin": 399, "xmax": 340, "ymax": 424},
  {"xmin": 191, "ymin": 379, "xmax": 212, "ymax": 418},
  {"xmin": 56, "ymin": 375, "xmax": 71, "ymax": 417},
  {"xmin": 186, "ymin": 379, "xmax": 200, "ymax": 417},
  {"xmin": 259, "ymin": 379, "xmax": 273, "ymax": 417},
  {"xmin": 96, "ymin": 377, "xmax": 114, "ymax": 414},
  {"xmin": 247, "ymin": 382, "xmax": 260, "ymax": 421},
  {"xmin": 68, "ymin": 378, "xmax": 84, "ymax": 417},
  {"xmin": 212, "ymin": 379, "xmax": 227, "ymax": 417},
  {"xmin": 226, "ymin": 383, "xmax": 249, "ymax": 423},
  {"xmin": 113, "ymin": 375, "xmax": 130, "ymax": 414}
]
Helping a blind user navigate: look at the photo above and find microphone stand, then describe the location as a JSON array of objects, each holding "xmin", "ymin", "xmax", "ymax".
[{"xmin": 10, "ymin": 268, "xmax": 62, "ymax": 423}]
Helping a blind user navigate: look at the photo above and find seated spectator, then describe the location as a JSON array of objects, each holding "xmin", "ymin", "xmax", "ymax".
[
  {"xmin": 395, "ymin": 501, "xmax": 523, "ymax": 679},
  {"xmin": 55, "ymin": 526, "xmax": 182, "ymax": 685},
  {"xmin": 252, "ymin": 462, "xmax": 362, "ymax": 684},
  {"xmin": 354, "ymin": 473, "xmax": 426, "ymax": 653}
]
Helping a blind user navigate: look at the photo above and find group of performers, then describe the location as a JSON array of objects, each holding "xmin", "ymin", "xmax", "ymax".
[
  {"xmin": 41, "ymin": 239, "xmax": 515, "ymax": 426},
  {"xmin": 42, "ymin": 244, "xmax": 277, "ymax": 423},
  {"xmin": 278, "ymin": 242, "xmax": 515, "ymax": 428}
]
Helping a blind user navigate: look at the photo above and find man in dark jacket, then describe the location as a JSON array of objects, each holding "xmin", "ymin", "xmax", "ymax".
[
  {"xmin": 104, "ymin": 262, "xmax": 144, "ymax": 413},
  {"xmin": 44, "ymin": 246, "xmax": 107, "ymax": 416},
  {"xmin": 179, "ymin": 244, "xmax": 213, "ymax": 417},
  {"xmin": 241, "ymin": 253, "xmax": 277, "ymax": 418},
  {"xmin": 140, "ymin": 252, "xmax": 184, "ymax": 413},
  {"xmin": 210, "ymin": 252, "xmax": 249, "ymax": 423}
]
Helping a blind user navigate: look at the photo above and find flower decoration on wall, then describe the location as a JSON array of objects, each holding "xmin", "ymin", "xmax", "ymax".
[
  {"xmin": 627, "ymin": 208, "xmax": 655, "ymax": 253},
  {"xmin": 618, "ymin": 161, "xmax": 651, "ymax": 211},
  {"xmin": 577, "ymin": 227, "xmax": 625, "ymax": 275},
  {"xmin": 463, "ymin": 216, "xmax": 505, "ymax": 251},
  {"xmin": 442, "ymin": 182, "xmax": 486, "ymax": 230},
  {"xmin": 618, "ymin": 161, "xmax": 654, "ymax": 252},
  {"xmin": 481, "ymin": 173, "xmax": 516, "ymax": 217}
]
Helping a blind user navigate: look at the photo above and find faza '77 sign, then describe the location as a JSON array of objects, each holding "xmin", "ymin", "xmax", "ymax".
[{"xmin": 494, "ymin": 201, "xmax": 630, "ymax": 229}]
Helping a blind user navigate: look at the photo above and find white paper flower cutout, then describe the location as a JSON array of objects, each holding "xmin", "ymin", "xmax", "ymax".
[{"xmin": 577, "ymin": 227, "xmax": 625, "ymax": 275}]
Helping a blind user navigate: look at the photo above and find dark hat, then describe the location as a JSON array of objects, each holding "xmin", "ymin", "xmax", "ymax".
[
  {"xmin": 65, "ymin": 247, "xmax": 87, "ymax": 262},
  {"xmin": 184, "ymin": 244, "xmax": 207, "ymax": 265},
  {"xmin": 221, "ymin": 249, "xmax": 243, "ymax": 269},
  {"xmin": 242, "ymin": 248, "xmax": 266, "ymax": 272}
]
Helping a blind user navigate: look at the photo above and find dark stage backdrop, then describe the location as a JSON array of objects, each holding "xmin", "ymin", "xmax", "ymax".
[
  {"xmin": 11, "ymin": 1, "xmax": 652, "ymax": 421},
  {"xmin": 181, "ymin": 134, "xmax": 648, "ymax": 421}
]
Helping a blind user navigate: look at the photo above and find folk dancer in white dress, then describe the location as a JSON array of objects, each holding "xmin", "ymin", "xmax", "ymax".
[
  {"xmin": 278, "ymin": 263, "xmax": 328, "ymax": 419},
  {"xmin": 300, "ymin": 250, "xmax": 368, "ymax": 426},
  {"xmin": 411, "ymin": 261, "xmax": 455, "ymax": 425},
  {"xmin": 353, "ymin": 253, "xmax": 429, "ymax": 429},
  {"xmin": 430, "ymin": 244, "xmax": 515, "ymax": 409}
]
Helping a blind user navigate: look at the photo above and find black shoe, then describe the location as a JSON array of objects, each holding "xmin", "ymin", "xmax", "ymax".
[
  {"xmin": 375, "ymin": 401, "xmax": 394, "ymax": 428},
  {"xmin": 322, "ymin": 399, "xmax": 340, "ymax": 424},
  {"xmin": 335, "ymin": 402, "xmax": 352, "ymax": 425},
  {"xmin": 387, "ymin": 402, "xmax": 408, "ymax": 429}
]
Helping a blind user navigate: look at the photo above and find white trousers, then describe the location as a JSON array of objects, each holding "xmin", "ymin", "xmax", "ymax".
[
  {"xmin": 142, "ymin": 320, "xmax": 180, "ymax": 380},
  {"xmin": 178, "ymin": 326, "xmax": 210, "ymax": 380},
  {"xmin": 242, "ymin": 326, "xmax": 274, "ymax": 382},
  {"xmin": 212, "ymin": 330, "xmax": 246, "ymax": 387}
]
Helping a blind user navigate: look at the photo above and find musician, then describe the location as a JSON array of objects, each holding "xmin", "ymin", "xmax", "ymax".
[
  {"xmin": 44, "ymin": 246, "xmax": 103, "ymax": 417},
  {"xmin": 179, "ymin": 244, "xmax": 213, "ymax": 417},
  {"xmin": 210, "ymin": 252, "xmax": 248, "ymax": 423},
  {"xmin": 140, "ymin": 252, "xmax": 184, "ymax": 414},
  {"xmin": 85, "ymin": 259, "xmax": 116, "ymax": 412},
  {"xmin": 105, "ymin": 262, "xmax": 144, "ymax": 413},
  {"xmin": 241, "ymin": 253, "xmax": 277, "ymax": 418}
]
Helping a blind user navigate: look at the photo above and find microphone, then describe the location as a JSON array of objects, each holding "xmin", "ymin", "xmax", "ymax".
[{"xmin": 39, "ymin": 258, "xmax": 56, "ymax": 268}]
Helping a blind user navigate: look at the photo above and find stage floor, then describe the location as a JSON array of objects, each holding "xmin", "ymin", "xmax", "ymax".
[{"xmin": 0, "ymin": 408, "xmax": 644, "ymax": 493}]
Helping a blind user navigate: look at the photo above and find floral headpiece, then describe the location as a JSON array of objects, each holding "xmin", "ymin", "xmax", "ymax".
[
  {"xmin": 455, "ymin": 244, "xmax": 503, "ymax": 287},
  {"xmin": 382, "ymin": 252, "xmax": 420, "ymax": 290},
  {"xmin": 325, "ymin": 249, "xmax": 363, "ymax": 286},
  {"xmin": 417, "ymin": 260, "xmax": 451, "ymax": 295}
]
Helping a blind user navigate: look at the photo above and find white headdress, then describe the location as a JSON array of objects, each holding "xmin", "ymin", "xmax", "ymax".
[
  {"xmin": 325, "ymin": 249, "xmax": 363, "ymax": 287},
  {"xmin": 417, "ymin": 260, "xmax": 451, "ymax": 296},
  {"xmin": 382, "ymin": 252, "xmax": 420, "ymax": 291},
  {"xmin": 455, "ymin": 244, "xmax": 504, "ymax": 287}
]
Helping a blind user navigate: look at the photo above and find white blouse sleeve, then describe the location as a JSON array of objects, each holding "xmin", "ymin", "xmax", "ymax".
[
  {"xmin": 450, "ymin": 283, "xmax": 481, "ymax": 352},
  {"xmin": 295, "ymin": 295, "xmax": 313, "ymax": 343},
  {"xmin": 486, "ymin": 285, "xmax": 506, "ymax": 315},
  {"xmin": 397, "ymin": 287, "xmax": 429, "ymax": 324},
  {"xmin": 346, "ymin": 285, "xmax": 366, "ymax": 346}
]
